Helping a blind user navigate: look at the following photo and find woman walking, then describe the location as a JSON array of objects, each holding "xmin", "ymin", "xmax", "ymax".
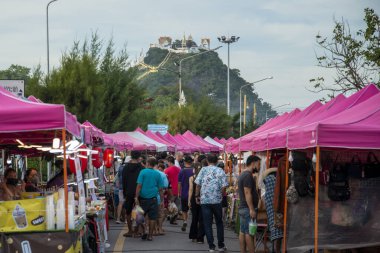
[{"xmin": 188, "ymin": 162, "xmax": 205, "ymax": 243}]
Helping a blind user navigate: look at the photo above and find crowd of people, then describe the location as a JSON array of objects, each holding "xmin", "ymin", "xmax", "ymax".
[
  {"xmin": 113, "ymin": 151, "xmax": 234, "ymax": 252},
  {"xmin": 113, "ymin": 150, "xmax": 271, "ymax": 253}
]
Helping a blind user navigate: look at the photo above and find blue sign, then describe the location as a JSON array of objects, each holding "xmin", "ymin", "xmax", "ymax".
[{"xmin": 148, "ymin": 124, "xmax": 169, "ymax": 135}]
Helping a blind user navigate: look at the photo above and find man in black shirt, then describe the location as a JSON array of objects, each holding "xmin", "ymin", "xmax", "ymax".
[
  {"xmin": 237, "ymin": 155, "xmax": 260, "ymax": 253},
  {"xmin": 122, "ymin": 150, "xmax": 143, "ymax": 237}
]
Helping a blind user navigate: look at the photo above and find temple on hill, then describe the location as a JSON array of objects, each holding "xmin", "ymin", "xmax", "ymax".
[{"xmin": 150, "ymin": 34, "xmax": 211, "ymax": 54}]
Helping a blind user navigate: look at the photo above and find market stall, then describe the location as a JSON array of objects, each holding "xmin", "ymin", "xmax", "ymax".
[
  {"xmin": 0, "ymin": 90, "xmax": 121, "ymax": 253},
  {"xmin": 226, "ymin": 84, "xmax": 380, "ymax": 252}
]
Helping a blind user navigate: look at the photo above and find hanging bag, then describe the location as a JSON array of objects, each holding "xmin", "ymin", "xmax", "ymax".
[
  {"xmin": 286, "ymin": 169, "xmax": 299, "ymax": 204},
  {"xmin": 364, "ymin": 152, "xmax": 380, "ymax": 178},
  {"xmin": 347, "ymin": 154, "xmax": 363, "ymax": 179},
  {"xmin": 328, "ymin": 156, "xmax": 350, "ymax": 201}
]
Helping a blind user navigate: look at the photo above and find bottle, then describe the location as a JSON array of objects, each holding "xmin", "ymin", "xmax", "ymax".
[{"xmin": 249, "ymin": 219, "xmax": 257, "ymax": 236}]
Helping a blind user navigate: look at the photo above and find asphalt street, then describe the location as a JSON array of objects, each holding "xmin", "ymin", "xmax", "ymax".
[{"xmin": 106, "ymin": 219, "xmax": 241, "ymax": 253}]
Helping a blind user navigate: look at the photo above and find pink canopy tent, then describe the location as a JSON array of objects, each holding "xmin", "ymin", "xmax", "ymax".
[
  {"xmin": 182, "ymin": 130, "xmax": 220, "ymax": 152},
  {"xmin": 196, "ymin": 134, "xmax": 223, "ymax": 151},
  {"xmin": 236, "ymin": 108, "xmax": 302, "ymax": 152},
  {"xmin": 158, "ymin": 132, "xmax": 192, "ymax": 153},
  {"xmin": 81, "ymin": 121, "xmax": 106, "ymax": 145},
  {"xmin": 227, "ymin": 84, "xmax": 380, "ymax": 152},
  {"xmin": 163, "ymin": 133, "xmax": 198, "ymax": 153},
  {"xmin": 288, "ymin": 88, "xmax": 380, "ymax": 149},
  {"xmin": 0, "ymin": 87, "xmax": 81, "ymax": 139},
  {"xmin": 127, "ymin": 131, "xmax": 167, "ymax": 152},
  {"xmin": 144, "ymin": 130, "xmax": 176, "ymax": 152},
  {"xmin": 174, "ymin": 134, "xmax": 210, "ymax": 152},
  {"xmin": 213, "ymin": 137, "xmax": 221, "ymax": 143},
  {"xmin": 109, "ymin": 132, "xmax": 155, "ymax": 151},
  {"xmin": 264, "ymin": 101, "xmax": 323, "ymax": 150}
]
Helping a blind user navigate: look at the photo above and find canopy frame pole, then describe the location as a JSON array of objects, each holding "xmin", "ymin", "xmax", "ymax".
[
  {"xmin": 62, "ymin": 128, "xmax": 69, "ymax": 232},
  {"xmin": 314, "ymin": 146, "xmax": 320, "ymax": 251},
  {"xmin": 282, "ymin": 148, "xmax": 290, "ymax": 252},
  {"xmin": 266, "ymin": 150, "xmax": 270, "ymax": 169},
  {"xmin": 238, "ymin": 152, "xmax": 242, "ymax": 174}
]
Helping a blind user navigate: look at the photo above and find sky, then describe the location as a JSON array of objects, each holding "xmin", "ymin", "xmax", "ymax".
[{"xmin": 0, "ymin": 0, "xmax": 378, "ymax": 112}]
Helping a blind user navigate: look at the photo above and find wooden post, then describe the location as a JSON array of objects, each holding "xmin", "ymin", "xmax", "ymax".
[
  {"xmin": 62, "ymin": 129, "xmax": 69, "ymax": 232},
  {"xmin": 282, "ymin": 149, "xmax": 290, "ymax": 252},
  {"xmin": 314, "ymin": 146, "xmax": 320, "ymax": 251}
]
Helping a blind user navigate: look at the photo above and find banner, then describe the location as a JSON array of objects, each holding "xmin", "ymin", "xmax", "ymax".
[
  {"xmin": 0, "ymin": 231, "xmax": 82, "ymax": 253},
  {"xmin": 0, "ymin": 198, "xmax": 46, "ymax": 232}
]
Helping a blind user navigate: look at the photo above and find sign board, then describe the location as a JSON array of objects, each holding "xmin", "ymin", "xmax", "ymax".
[
  {"xmin": 147, "ymin": 124, "xmax": 169, "ymax": 135},
  {"xmin": 0, "ymin": 80, "xmax": 24, "ymax": 97}
]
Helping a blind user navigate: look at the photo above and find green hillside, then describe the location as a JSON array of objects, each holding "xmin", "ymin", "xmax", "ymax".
[{"xmin": 138, "ymin": 47, "xmax": 276, "ymax": 124}]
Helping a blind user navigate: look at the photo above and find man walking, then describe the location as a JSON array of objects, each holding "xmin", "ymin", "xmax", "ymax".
[
  {"xmin": 135, "ymin": 157, "xmax": 164, "ymax": 241},
  {"xmin": 195, "ymin": 154, "xmax": 228, "ymax": 252},
  {"xmin": 165, "ymin": 156, "xmax": 181, "ymax": 224},
  {"xmin": 175, "ymin": 151, "xmax": 184, "ymax": 169},
  {"xmin": 237, "ymin": 155, "xmax": 260, "ymax": 253},
  {"xmin": 122, "ymin": 151, "xmax": 143, "ymax": 237},
  {"xmin": 178, "ymin": 155, "xmax": 194, "ymax": 231}
]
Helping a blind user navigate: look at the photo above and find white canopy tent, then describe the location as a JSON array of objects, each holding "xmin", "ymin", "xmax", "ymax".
[{"xmin": 127, "ymin": 131, "xmax": 168, "ymax": 152}]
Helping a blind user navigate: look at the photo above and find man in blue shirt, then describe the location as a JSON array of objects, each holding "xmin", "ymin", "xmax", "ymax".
[
  {"xmin": 195, "ymin": 154, "xmax": 228, "ymax": 252},
  {"xmin": 135, "ymin": 157, "xmax": 164, "ymax": 241}
]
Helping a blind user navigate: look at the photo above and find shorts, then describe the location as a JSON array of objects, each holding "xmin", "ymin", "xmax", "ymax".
[
  {"xmin": 238, "ymin": 208, "xmax": 251, "ymax": 234},
  {"xmin": 181, "ymin": 198, "xmax": 189, "ymax": 213},
  {"xmin": 124, "ymin": 196, "xmax": 135, "ymax": 215},
  {"xmin": 139, "ymin": 197, "xmax": 159, "ymax": 220}
]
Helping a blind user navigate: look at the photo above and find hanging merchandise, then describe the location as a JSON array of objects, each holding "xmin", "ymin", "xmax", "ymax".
[
  {"xmin": 364, "ymin": 152, "xmax": 380, "ymax": 178},
  {"xmin": 92, "ymin": 147, "xmax": 103, "ymax": 169},
  {"xmin": 103, "ymin": 148, "xmax": 114, "ymax": 168},
  {"xmin": 68, "ymin": 156, "xmax": 86, "ymax": 175},
  {"xmin": 286, "ymin": 169, "xmax": 299, "ymax": 204},
  {"xmin": 69, "ymin": 158, "xmax": 76, "ymax": 175},
  {"xmin": 79, "ymin": 145, "xmax": 88, "ymax": 172}
]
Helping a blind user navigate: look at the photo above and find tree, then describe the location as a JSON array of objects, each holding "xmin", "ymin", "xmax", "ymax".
[
  {"xmin": 28, "ymin": 33, "xmax": 145, "ymax": 132},
  {"xmin": 157, "ymin": 104, "xmax": 199, "ymax": 134},
  {"xmin": 157, "ymin": 96, "xmax": 232, "ymax": 137},
  {"xmin": 310, "ymin": 8, "xmax": 380, "ymax": 98}
]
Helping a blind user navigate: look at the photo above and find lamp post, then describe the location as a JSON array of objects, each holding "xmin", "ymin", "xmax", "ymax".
[
  {"xmin": 218, "ymin": 35, "xmax": 239, "ymax": 115},
  {"xmin": 47, "ymin": 0, "xmax": 58, "ymax": 80},
  {"xmin": 175, "ymin": 46, "xmax": 222, "ymax": 104},
  {"xmin": 239, "ymin": 76, "xmax": 273, "ymax": 136}
]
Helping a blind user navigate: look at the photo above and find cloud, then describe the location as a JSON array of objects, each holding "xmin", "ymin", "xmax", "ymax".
[{"xmin": 0, "ymin": 0, "xmax": 378, "ymax": 110}]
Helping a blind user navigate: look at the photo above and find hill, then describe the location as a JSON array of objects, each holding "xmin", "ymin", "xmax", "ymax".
[{"xmin": 138, "ymin": 47, "xmax": 276, "ymax": 125}]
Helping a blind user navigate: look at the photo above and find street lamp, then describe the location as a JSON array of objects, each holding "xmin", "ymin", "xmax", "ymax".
[
  {"xmin": 218, "ymin": 35, "xmax": 240, "ymax": 115},
  {"xmin": 47, "ymin": 0, "xmax": 58, "ymax": 80},
  {"xmin": 175, "ymin": 46, "xmax": 222, "ymax": 104},
  {"xmin": 239, "ymin": 76, "xmax": 273, "ymax": 136}
]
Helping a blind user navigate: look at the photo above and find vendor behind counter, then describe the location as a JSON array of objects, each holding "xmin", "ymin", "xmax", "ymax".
[
  {"xmin": 0, "ymin": 168, "xmax": 23, "ymax": 201},
  {"xmin": 23, "ymin": 168, "xmax": 41, "ymax": 192}
]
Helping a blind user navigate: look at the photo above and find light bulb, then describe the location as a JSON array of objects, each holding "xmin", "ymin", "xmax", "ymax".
[
  {"xmin": 312, "ymin": 153, "xmax": 317, "ymax": 163},
  {"xmin": 53, "ymin": 138, "xmax": 60, "ymax": 149},
  {"xmin": 288, "ymin": 151, "xmax": 294, "ymax": 162}
]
